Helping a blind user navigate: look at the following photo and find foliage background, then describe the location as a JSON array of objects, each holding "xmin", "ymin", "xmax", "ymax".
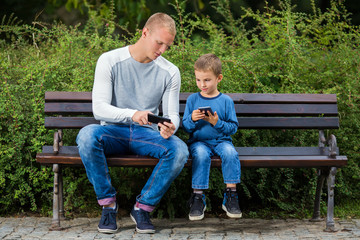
[{"xmin": 0, "ymin": 0, "xmax": 359, "ymax": 218}]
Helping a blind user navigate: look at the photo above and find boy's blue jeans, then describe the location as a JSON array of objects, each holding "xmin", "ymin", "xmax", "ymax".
[
  {"xmin": 76, "ymin": 124, "xmax": 189, "ymax": 211},
  {"xmin": 189, "ymin": 141, "xmax": 240, "ymax": 189}
]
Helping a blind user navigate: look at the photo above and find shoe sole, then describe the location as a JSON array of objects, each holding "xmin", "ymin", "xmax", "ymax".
[
  {"xmin": 97, "ymin": 227, "xmax": 118, "ymax": 234},
  {"xmin": 130, "ymin": 213, "xmax": 155, "ymax": 234},
  {"xmin": 189, "ymin": 206, "xmax": 206, "ymax": 221},
  {"xmin": 222, "ymin": 205, "xmax": 242, "ymax": 218}
]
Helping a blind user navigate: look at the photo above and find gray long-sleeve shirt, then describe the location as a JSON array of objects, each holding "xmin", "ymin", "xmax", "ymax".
[{"xmin": 92, "ymin": 46, "xmax": 181, "ymax": 131}]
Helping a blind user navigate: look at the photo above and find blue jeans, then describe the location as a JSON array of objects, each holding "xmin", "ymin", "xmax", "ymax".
[
  {"xmin": 76, "ymin": 124, "xmax": 189, "ymax": 209},
  {"xmin": 189, "ymin": 141, "xmax": 240, "ymax": 189}
]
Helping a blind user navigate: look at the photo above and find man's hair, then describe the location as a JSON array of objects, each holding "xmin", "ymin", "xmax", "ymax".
[
  {"xmin": 144, "ymin": 13, "xmax": 176, "ymax": 36},
  {"xmin": 194, "ymin": 53, "xmax": 222, "ymax": 76}
]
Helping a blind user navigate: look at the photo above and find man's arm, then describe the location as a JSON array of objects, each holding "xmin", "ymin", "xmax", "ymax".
[
  {"xmin": 160, "ymin": 67, "xmax": 181, "ymax": 132},
  {"xmin": 92, "ymin": 53, "xmax": 136, "ymax": 123}
]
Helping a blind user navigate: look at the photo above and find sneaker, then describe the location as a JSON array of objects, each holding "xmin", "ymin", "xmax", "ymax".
[
  {"xmin": 222, "ymin": 188, "xmax": 242, "ymax": 218},
  {"xmin": 188, "ymin": 193, "xmax": 206, "ymax": 221},
  {"xmin": 97, "ymin": 203, "xmax": 118, "ymax": 233},
  {"xmin": 130, "ymin": 207, "xmax": 155, "ymax": 234}
]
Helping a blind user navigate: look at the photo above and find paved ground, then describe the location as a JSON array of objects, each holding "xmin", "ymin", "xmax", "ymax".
[{"xmin": 0, "ymin": 216, "xmax": 359, "ymax": 239}]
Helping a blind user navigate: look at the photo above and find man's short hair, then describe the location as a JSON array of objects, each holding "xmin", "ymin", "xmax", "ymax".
[
  {"xmin": 194, "ymin": 53, "xmax": 222, "ymax": 76},
  {"xmin": 144, "ymin": 13, "xmax": 176, "ymax": 36}
]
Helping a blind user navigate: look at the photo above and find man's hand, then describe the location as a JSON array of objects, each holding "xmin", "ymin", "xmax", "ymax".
[
  {"xmin": 132, "ymin": 110, "xmax": 152, "ymax": 125},
  {"xmin": 191, "ymin": 109, "xmax": 205, "ymax": 122},
  {"xmin": 203, "ymin": 111, "xmax": 218, "ymax": 126},
  {"xmin": 158, "ymin": 121, "xmax": 175, "ymax": 139}
]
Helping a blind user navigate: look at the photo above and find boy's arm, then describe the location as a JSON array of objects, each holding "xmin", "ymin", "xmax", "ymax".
[
  {"xmin": 182, "ymin": 100, "xmax": 197, "ymax": 133},
  {"xmin": 213, "ymin": 99, "xmax": 238, "ymax": 135}
]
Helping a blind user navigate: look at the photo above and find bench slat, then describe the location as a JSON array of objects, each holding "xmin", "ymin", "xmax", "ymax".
[
  {"xmin": 44, "ymin": 117, "xmax": 339, "ymax": 129},
  {"xmin": 37, "ymin": 146, "xmax": 347, "ymax": 168},
  {"xmin": 41, "ymin": 146, "xmax": 339, "ymax": 156},
  {"xmin": 45, "ymin": 102, "xmax": 92, "ymax": 114},
  {"xmin": 45, "ymin": 92, "xmax": 338, "ymax": 104},
  {"xmin": 225, "ymin": 93, "xmax": 338, "ymax": 104},
  {"xmin": 234, "ymin": 104, "xmax": 338, "ymax": 116},
  {"xmin": 45, "ymin": 102, "xmax": 338, "ymax": 116},
  {"xmin": 36, "ymin": 152, "xmax": 347, "ymax": 168},
  {"xmin": 238, "ymin": 117, "xmax": 339, "ymax": 129},
  {"xmin": 45, "ymin": 117, "xmax": 99, "ymax": 128}
]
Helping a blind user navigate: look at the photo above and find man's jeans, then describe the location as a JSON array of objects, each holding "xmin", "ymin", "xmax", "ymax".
[
  {"xmin": 76, "ymin": 124, "xmax": 189, "ymax": 209},
  {"xmin": 189, "ymin": 141, "xmax": 240, "ymax": 189}
]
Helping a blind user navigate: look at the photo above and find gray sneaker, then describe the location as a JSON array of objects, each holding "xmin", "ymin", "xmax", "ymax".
[
  {"xmin": 222, "ymin": 188, "xmax": 242, "ymax": 218},
  {"xmin": 188, "ymin": 193, "xmax": 206, "ymax": 221}
]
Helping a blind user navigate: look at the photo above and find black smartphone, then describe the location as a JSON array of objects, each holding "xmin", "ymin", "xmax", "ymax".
[
  {"xmin": 198, "ymin": 106, "xmax": 214, "ymax": 116},
  {"xmin": 148, "ymin": 114, "xmax": 171, "ymax": 124}
]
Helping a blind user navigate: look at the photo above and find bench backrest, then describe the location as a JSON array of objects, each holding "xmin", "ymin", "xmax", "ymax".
[{"xmin": 44, "ymin": 92, "xmax": 339, "ymax": 130}]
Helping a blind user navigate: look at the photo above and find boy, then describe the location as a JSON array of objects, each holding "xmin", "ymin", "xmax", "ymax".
[{"xmin": 182, "ymin": 53, "xmax": 241, "ymax": 221}]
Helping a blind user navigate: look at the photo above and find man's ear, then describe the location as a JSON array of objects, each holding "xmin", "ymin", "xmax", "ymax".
[{"xmin": 142, "ymin": 27, "xmax": 150, "ymax": 38}]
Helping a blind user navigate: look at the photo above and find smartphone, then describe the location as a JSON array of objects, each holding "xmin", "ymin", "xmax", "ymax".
[
  {"xmin": 147, "ymin": 114, "xmax": 171, "ymax": 124},
  {"xmin": 198, "ymin": 106, "xmax": 214, "ymax": 116}
]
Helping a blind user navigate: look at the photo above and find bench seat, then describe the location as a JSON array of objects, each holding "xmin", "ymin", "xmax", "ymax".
[{"xmin": 37, "ymin": 146, "xmax": 347, "ymax": 168}]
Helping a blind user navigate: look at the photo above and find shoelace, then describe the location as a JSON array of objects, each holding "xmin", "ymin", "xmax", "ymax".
[
  {"xmin": 102, "ymin": 211, "xmax": 116, "ymax": 225},
  {"xmin": 138, "ymin": 209, "xmax": 152, "ymax": 224},
  {"xmin": 188, "ymin": 193, "xmax": 203, "ymax": 207},
  {"xmin": 225, "ymin": 190, "xmax": 240, "ymax": 211}
]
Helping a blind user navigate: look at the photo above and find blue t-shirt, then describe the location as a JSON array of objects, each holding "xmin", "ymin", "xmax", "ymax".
[{"xmin": 182, "ymin": 92, "xmax": 238, "ymax": 145}]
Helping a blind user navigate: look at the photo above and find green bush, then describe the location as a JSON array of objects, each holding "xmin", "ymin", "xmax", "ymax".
[{"xmin": 0, "ymin": 0, "xmax": 359, "ymax": 218}]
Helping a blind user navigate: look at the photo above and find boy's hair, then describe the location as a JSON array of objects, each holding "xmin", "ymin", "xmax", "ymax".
[
  {"xmin": 144, "ymin": 13, "xmax": 176, "ymax": 36},
  {"xmin": 194, "ymin": 53, "xmax": 222, "ymax": 76}
]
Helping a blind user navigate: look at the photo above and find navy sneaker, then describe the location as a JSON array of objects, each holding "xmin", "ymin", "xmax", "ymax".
[
  {"xmin": 130, "ymin": 207, "xmax": 155, "ymax": 234},
  {"xmin": 188, "ymin": 193, "xmax": 206, "ymax": 221},
  {"xmin": 97, "ymin": 203, "xmax": 118, "ymax": 233},
  {"xmin": 222, "ymin": 188, "xmax": 242, "ymax": 218}
]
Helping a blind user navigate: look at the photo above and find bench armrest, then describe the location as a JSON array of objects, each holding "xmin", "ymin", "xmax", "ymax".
[
  {"xmin": 319, "ymin": 130, "xmax": 337, "ymax": 158},
  {"xmin": 328, "ymin": 134, "xmax": 337, "ymax": 158},
  {"xmin": 53, "ymin": 130, "xmax": 63, "ymax": 154}
]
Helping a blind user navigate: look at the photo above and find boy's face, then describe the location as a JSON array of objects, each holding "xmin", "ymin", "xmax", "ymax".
[
  {"xmin": 142, "ymin": 27, "xmax": 174, "ymax": 62},
  {"xmin": 195, "ymin": 70, "xmax": 223, "ymax": 97}
]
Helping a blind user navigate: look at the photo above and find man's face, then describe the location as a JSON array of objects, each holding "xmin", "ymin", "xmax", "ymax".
[{"xmin": 143, "ymin": 27, "xmax": 175, "ymax": 62}]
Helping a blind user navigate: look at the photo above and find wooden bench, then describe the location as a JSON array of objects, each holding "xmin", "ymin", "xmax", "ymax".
[{"xmin": 36, "ymin": 91, "xmax": 347, "ymax": 232}]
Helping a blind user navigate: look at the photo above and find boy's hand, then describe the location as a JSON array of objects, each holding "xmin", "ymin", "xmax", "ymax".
[
  {"xmin": 158, "ymin": 121, "xmax": 175, "ymax": 139},
  {"xmin": 192, "ymin": 109, "xmax": 205, "ymax": 122},
  {"xmin": 204, "ymin": 111, "xmax": 218, "ymax": 126}
]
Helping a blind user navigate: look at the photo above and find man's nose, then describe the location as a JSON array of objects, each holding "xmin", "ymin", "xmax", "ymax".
[{"xmin": 159, "ymin": 44, "xmax": 168, "ymax": 54}]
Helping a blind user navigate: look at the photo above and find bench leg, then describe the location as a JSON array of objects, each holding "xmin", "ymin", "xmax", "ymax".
[
  {"xmin": 310, "ymin": 169, "xmax": 326, "ymax": 222},
  {"xmin": 59, "ymin": 169, "xmax": 66, "ymax": 221},
  {"xmin": 50, "ymin": 164, "xmax": 63, "ymax": 231},
  {"xmin": 324, "ymin": 167, "xmax": 338, "ymax": 232}
]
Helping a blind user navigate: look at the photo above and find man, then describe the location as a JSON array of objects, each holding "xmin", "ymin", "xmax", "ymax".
[{"xmin": 76, "ymin": 13, "xmax": 189, "ymax": 234}]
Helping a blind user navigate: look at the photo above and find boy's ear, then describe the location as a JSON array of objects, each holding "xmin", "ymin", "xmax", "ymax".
[{"xmin": 217, "ymin": 74, "xmax": 223, "ymax": 82}]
